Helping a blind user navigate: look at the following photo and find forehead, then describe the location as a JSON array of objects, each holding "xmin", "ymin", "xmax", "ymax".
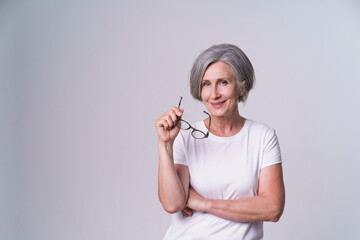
[{"xmin": 202, "ymin": 61, "xmax": 235, "ymax": 80}]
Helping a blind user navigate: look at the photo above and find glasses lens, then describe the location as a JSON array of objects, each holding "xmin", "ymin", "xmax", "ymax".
[
  {"xmin": 191, "ymin": 130, "xmax": 206, "ymax": 139},
  {"xmin": 179, "ymin": 120, "xmax": 191, "ymax": 130}
]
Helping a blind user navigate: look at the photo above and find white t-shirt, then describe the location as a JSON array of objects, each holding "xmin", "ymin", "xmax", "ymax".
[{"xmin": 164, "ymin": 118, "xmax": 282, "ymax": 240}]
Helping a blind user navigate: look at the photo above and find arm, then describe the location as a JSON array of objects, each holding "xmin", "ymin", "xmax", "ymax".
[
  {"xmin": 186, "ymin": 163, "xmax": 285, "ymax": 222},
  {"xmin": 156, "ymin": 107, "xmax": 190, "ymax": 213},
  {"xmin": 158, "ymin": 143, "xmax": 190, "ymax": 213}
]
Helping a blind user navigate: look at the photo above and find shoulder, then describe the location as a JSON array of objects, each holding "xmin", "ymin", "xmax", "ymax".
[
  {"xmin": 246, "ymin": 119, "xmax": 274, "ymax": 132},
  {"xmin": 245, "ymin": 119, "xmax": 277, "ymax": 140}
]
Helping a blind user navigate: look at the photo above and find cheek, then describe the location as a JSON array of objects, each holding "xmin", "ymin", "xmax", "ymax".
[
  {"xmin": 227, "ymin": 86, "xmax": 239, "ymax": 99},
  {"xmin": 201, "ymin": 88, "xmax": 209, "ymax": 100}
]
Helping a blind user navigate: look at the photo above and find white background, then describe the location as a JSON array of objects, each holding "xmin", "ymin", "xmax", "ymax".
[{"xmin": 1, "ymin": 0, "xmax": 359, "ymax": 239}]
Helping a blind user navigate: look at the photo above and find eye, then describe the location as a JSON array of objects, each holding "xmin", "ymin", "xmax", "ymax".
[
  {"xmin": 202, "ymin": 81, "xmax": 210, "ymax": 87},
  {"xmin": 220, "ymin": 80, "xmax": 228, "ymax": 85}
]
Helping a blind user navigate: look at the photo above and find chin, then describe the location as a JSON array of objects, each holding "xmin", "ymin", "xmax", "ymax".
[
  {"xmin": 209, "ymin": 109, "xmax": 229, "ymax": 118},
  {"xmin": 209, "ymin": 105, "xmax": 238, "ymax": 118}
]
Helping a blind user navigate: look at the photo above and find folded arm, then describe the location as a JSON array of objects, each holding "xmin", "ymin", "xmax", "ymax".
[{"xmin": 186, "ymin": 163, "xmax": 285, "ymax": 222}]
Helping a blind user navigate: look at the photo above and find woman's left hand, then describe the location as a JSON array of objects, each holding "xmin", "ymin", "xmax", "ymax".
[{"xmin": 186, "ymin": 187, "xmax": 208, "ymax": 213}]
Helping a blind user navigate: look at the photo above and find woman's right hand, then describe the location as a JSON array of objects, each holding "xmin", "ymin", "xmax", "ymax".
[{"xmin": 155, "ymin": 107, "xmax": 184, "ymax": 144}]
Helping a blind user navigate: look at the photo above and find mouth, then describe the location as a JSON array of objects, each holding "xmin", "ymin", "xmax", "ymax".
[{"xmin": 211, "ymin": 100, "xmax": 226, "ymax": 108}]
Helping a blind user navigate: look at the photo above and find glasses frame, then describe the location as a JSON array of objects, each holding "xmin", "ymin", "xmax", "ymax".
[{"xmin": 176, "ymin": 97, "xmax": 211, "ymax": 139}]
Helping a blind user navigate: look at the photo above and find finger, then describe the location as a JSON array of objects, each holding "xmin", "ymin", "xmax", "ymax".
[
  {"xmin": 164, "ymin": 115, "xmax": 175, "ymax": 130},
  {"xmin": 176, "ymin": 119, "xmax": 182, "ymax": 129},
  {"xmin": 181, "ymin": 209, "xmax": 187, "ymax": 217},
  {"xmin": 181, "ymin": 208, "xmax": 191, "ymax": 217},
  {"xmin": 183, "ymin": 207, "xmax": 193, "ymax": 216},
  {"xmin": 155, "ymin": 116, "xmax": 165, "ymax": 128},
  {"xmin": 171, "ymin": 107, "xmax": 184, "ymax": 118},
  {"xmin": 168, "ymin": 109, "xmax": 178, "ymax": 123},
  {"xmin": 156, "ymin": 113, "xmax": 171, "ymax": 128},
  {"xmin": 161, "ymin": 119, "xmax": 170, "ymax": 130}
]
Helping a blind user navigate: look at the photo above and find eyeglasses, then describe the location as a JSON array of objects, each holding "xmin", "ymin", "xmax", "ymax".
[{"xmin": 176, "ymin": 97, "xmax": 211, "ymax": 139}]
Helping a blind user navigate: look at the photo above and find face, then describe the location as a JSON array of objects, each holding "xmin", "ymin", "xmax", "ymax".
[{"xmin": 201, "ymin": 61, "xmax": 240, "ymax": 118}]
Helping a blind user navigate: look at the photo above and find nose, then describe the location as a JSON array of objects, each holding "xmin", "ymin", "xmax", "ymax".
[{"xmin": 210, "ymin": 84, "xmax": 221, "ymax": 99}]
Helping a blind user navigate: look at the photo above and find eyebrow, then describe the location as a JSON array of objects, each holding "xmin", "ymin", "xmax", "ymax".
[{"xmin": 201, "ymin": 78, "xmax": 233, "ymax": 82}]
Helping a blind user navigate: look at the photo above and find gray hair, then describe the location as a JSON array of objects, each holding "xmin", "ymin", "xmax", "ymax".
[{"xmin": 190, "ymin": 43, "xmax": 255, "ymax": 102}]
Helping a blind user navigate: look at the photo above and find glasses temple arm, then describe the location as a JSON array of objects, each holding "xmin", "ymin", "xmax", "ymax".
[{"xmin": 178, "ymin": 96, "xmax": 183, "ymax": 109}]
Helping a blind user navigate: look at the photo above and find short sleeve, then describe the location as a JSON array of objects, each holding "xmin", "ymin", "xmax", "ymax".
[
  {"xmin": 173, "ymin": 131, "xmax": 188, "ymax": 166},
  {"xmin": 261, "ymin": 128, "xmax": 282, "ymax": 169}
]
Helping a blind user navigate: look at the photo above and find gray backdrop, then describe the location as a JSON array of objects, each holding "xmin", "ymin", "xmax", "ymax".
[{"xmin": 1, "ymin": 0, "xmax": 359, "ymax": 239}]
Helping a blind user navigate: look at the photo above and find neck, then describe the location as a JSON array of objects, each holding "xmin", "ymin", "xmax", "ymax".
[{"xmin": 205, "ymin": 108, "xmax": 245, "ymax": 137}]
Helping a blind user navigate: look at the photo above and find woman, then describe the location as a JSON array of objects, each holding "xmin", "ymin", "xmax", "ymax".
[{"xmin": 155, "ymin": 44, "xmax": 285, "ymax": 239}]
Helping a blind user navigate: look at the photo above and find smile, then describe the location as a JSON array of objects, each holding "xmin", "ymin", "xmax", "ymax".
[{"xmin": 211, "ymin": 101, "xmax": 226, "ymax": 108}]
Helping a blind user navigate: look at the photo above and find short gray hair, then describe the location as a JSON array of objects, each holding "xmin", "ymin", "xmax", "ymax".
[{"xmin": 190, "ymin": 43, "xmax": 255, "ymax": 102}]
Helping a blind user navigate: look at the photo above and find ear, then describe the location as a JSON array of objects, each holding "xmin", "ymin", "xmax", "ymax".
[
  {"xmin": 238, "ymin": 81, "xmax": 247, "ymax": 99},
  {"xmin": 237, "ymin": 90, "xmax": 243, "ymax": 102}
]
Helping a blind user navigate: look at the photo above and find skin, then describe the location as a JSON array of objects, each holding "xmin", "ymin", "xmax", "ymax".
[
  {"xmin": 156, "ymin": 106, "xmax": 189, "ymax": 213},
  {"xmin": 156, "ymin": 61, "xmax": 285, "ymax": 222},
  {"xmin": 200, "ymin": 61, "xmax": 245, "ymax": 136}
]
